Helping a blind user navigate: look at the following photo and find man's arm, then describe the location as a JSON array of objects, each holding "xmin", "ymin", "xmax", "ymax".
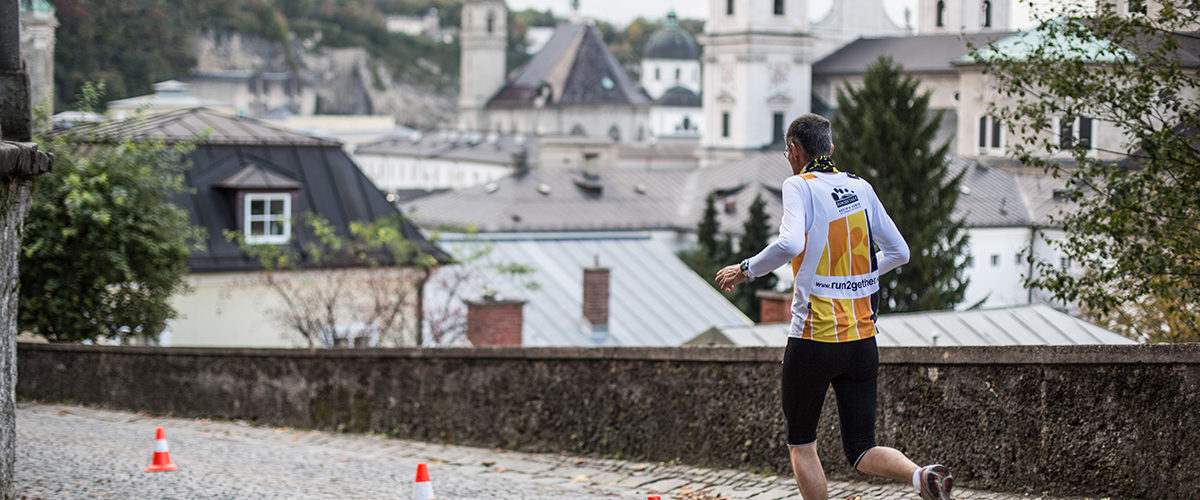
[
  {"xmin": 716, "ymin": 178, "xmax": 809, "ymax": 292},
  {"xmin": 869, "ymin": 186, "xmax": 909, "ymax": 275}
]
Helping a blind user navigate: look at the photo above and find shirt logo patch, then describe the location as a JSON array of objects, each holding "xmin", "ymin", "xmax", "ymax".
[{"xmin": 830, "ymin": 187, "xmax": 862, "ymax": 214}]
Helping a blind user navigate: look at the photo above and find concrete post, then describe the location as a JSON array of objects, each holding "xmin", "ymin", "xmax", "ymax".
[{"xmin": 1, "ymin": 1, "xmax": 54, "ymax": 495}]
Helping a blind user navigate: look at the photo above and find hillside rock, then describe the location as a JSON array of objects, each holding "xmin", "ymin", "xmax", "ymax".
[{"xmin": 191, "ymin": 31, "xmax": 456, "ymax": 129}]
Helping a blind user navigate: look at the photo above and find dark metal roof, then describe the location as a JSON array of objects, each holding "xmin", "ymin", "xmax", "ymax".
[
  {"xmin": 814, "ymin": 32, "xmax": 1014, "ymax": 76},
  {"xmin": 55, "ymin": 108, "xmax": 342, "ymax": 147},
  {"xmin": 354, "ymin": 130, "xmax": 539, "ymax": 167},
  {"xmin": 644, "ymin": 14, "xmax": 699, "ymax": 60},
  {"xmin": 489, "ymin": 23, "xmax": 651, "ymax": 108},
  {"xmin": 655, "ymin": 86, "xmax": 702, "ymax": 107},
  {"xmin": 55, "ymin": 109, "xmax": 447, "ymax": 272}
]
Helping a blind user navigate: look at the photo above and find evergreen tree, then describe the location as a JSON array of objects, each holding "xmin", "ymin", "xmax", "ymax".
[
  {"xmin": 833, "ymin": 56, "xmax": 969, "ymax": 312},
  {"xmin": 733, "ymin": 194, "xmax": 777, "ymax": 321},
  {"xmin": 697, "ymin": 194, "xmax": 720, "ymax": 257}
]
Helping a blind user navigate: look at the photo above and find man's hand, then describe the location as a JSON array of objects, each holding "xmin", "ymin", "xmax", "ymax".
[{"xmin": 715, "ymin": 264, "xmax": 747, "ymax": 293}]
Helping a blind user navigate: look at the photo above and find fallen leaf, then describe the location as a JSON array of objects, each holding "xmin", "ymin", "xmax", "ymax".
[
  {"xmin": 495, "ymin": 467, "xmax": 508, "ymax": 473},
  {"xmin": 630, "ymin": 464, "xmax": 649, "ymax": 472},
  {"xmin": 571, "ymin": 475, "xmax": 589, "ymax": 482}
]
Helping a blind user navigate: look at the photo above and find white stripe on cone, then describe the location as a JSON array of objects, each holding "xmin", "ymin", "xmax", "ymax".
[
  {"xmin": 154, "ymin": 439, "xmax": 169, "ymax": 453},
  {"xmin": 413, "ymin": 481, "xmax": 434, "ymax": 500}
]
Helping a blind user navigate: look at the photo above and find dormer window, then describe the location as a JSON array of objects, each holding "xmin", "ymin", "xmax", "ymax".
[
  {"xmin": 214, "ymin": 163, "xmax": 301, "ymax": 245},
  {"xmin": 245, "ymin": 193, "xmax": 292, "ymax": 244}
]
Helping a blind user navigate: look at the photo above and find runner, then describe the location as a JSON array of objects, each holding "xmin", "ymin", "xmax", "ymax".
[{"xmin": 715, "ymin": 114, "xmax": 954, "ymax": 500}]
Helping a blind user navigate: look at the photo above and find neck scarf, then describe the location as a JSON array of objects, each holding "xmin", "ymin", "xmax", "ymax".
[{"xmin": 802, "ymin": 155, "xmax": 839, "ymax": 174}]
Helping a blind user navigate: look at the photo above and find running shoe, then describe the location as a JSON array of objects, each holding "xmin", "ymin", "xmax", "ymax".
[{"xmin": 918, "ymin": 464, "xmax": 954, "ymax": 500}]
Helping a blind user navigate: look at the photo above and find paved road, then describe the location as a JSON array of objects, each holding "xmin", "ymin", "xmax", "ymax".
[{"xmin": 16, "ymin": 403, "xmax": 1087, "ymax": 499}]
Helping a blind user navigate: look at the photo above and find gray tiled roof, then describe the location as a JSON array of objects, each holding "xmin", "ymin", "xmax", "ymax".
[
  {"xmin": 403, "ymin": 153, "xmax": 1031, "ymax": 234},
  {"xmin": 692, "ymin": 304, "xmax": 1135, "ymax": 347},
  {"xmin": 489, "ymin": 23, "xmax": 650, "ymax": 108},
  {"xmin": 354, "ymin": 131, "xmax": 539, "ymax": 167},
  {"xmin": 59, "ymin": 108, "xmax": 341, "ymax": 147},
  {"xmin": 948, "ymin": 156, "xmax": 1032, "ymax": 227},
  {"xmin": 655, "ymin": 86, "xmax": 702, "ymax": 107},
  {"xmin": 401, "ymin": 167, "xmax": 695, "ymax": 232},
  {"xmin": 814, "ymin": 32, "xmax": 1013, "ymax": 76},
  {"xmin": 429, "ymin": 233, "xmax": 752, "ymax": 347}
]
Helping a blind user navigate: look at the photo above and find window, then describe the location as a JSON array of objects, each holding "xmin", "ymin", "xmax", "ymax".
[
  {"xmin": 936, "ymin": 1, "xmax": 946, "ymax": 27},
  {"xmin": 772, "ymin": 112, "xmax": 785, "ymax": 144},
  {"xmin": 982, "ymin": 1, "xmax": 992, "ymax": 27},
  {"xmin": 977, "ymin": 115, "xmax": 1003, "ymax": 150},
  {"xmin": 655, "ymin": 67, "xmax": 661, "ymax": 81},
  {"xmin": 966, "ymin": 255, "xmax": 975, "ymax": 268},
  {"xmin": 1059, "ymin": 116, "xmax": 1094, "ymax": 150},
  {"xmin": 675, "ymin": 67, "xmax": 681, "ymax": 81},
  {"xmin": 682, "ymin": 116, "xmax": 691, "ymax": 130},
  {"xmin": 244, "ymin": 193, "xmax": 291, "ymax": 244},
  {"xmin": 722, "ymin": 112, "xmax": 731, "ymax": 138},
  {"xmin": 486, "ymin": 11, "xmax": 495, "ymax": 34},
  {"xmin": 727, "ymin": 0, "xmax": 734, "ymax": 16},
  {"xmin": 1060, "ymin": 257, "xmax": 1071, "ymax": 269},
  {"xmin": 990, "ymin": 254, "xmax": 1001, "ymax": 267},
  {"xmin": 774, "ymin": 0, "xmax": 784, "ymax": 16}
]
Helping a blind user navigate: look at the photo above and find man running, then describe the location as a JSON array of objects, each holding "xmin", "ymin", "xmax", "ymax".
[{"xmin": 715, "ymin": 114, "xmax": 953, "ymax": 500}]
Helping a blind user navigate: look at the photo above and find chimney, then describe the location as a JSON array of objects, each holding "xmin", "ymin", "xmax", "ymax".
[
  {"xmin": 466, "ymin": 296, "xmax": 525, "ymax": 346},
  {"xmin": 756, "ymin": 290, "xmax": 793, "ymax": 324},
  {"xmin": 582, "ymin": 257, "xmax": 610, "ymax": 328}
]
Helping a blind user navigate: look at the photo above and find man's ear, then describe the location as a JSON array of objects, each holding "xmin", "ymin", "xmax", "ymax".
[{"xmin": 830, "ymin": 143, "xmax": 835, "ymax": 156}]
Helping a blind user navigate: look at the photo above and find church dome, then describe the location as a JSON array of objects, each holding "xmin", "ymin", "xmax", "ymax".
[{"xmin": 643, "ymin": 11, "xmax": 699, "ymax": 61}]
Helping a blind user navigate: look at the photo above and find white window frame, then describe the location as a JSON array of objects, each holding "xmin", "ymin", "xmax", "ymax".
[
  {"xmin": 977, "ymin": 114, "xmax": 1005, "ymax": 154},
  {"xmin": 244, "ymin": 192, "xmax": 292, "ymax": 244}
]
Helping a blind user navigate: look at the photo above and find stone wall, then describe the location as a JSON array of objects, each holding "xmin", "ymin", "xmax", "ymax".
[{"xmin": 16, "ymin": 343, "xmax": 1200, "ymax": 498}]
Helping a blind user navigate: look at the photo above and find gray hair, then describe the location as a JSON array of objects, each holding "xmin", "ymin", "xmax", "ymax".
[{"xmin": 785, "ymin": 114, "xmax": 833, "ymax": 157}]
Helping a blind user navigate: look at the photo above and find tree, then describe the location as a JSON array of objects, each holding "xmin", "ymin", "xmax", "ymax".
[
  {"xmin": 19, "ymin": 83, "xmax": 204, "ymax": 342},
  {"xmin": 974, "ymin": 2, "xmax": 1200, "ymax": 341},
  {"xmin": 732, "ymin": 194, "xmax": 777, "ymax": 321},
  {"xmin": 833, "ymin": 55, "xmax": 970, "ymax": 312},
  {"xmin": 231, "ymin": 217, "xmax": 536, "ymax": 348}
]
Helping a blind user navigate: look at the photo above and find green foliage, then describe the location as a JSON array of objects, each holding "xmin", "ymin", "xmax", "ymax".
[
  {"xmin": 20, "ymin": 83, "xmax": 205, "ymax": 342},
  {"xmin": 51, "ymin": 0, "xmax": 463, "ymax": 111},
  {"xmin": 834, "ymin": 55, "xmax": 970, "ymax": 312},
  {"xmin": 679, "ymin": 194, "xmax": 747, "ymax": 315},
  {"xmin": 732, "ymin": 195, "xmax": 777, "ymax": 321},
  {"xmin": 976, "ymin": 1, "xmax": 1200, "ymax": 341}
]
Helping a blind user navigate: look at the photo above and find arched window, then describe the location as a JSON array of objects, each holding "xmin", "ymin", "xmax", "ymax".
[
  {"xmin": 570, "ymin": 124, "xmax": 586, "ymax": 136},
  {"xmin": 682, "ymin": 116, "xmax": 692, "ymax": 130},
  {"xmin": 675, "ymin": 67, "xmax": 681, "ymax": 81},
  {"xmin": 486, "ymin": 10, "xmax": 495, "ymax": 34},
  {"xmin": 936, "ymin": 0, "xmax": 946, "ymax": 28},
  {"xmin": 655, "ymin": 67, "xmax": 661, "ymax": 81},
  {"xmin": 608, "ymin": 125, "xmax": 621, "ymax": 142},
  {"xmin": 982, "ymin": 0, "xmax": 992, "ymax": 28}
]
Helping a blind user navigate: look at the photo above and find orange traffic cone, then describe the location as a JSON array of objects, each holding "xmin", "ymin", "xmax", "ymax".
[
  {"xmin": 145, "ymin": 426, "xmax": 178, "ymax": 472},
  {"xmin": 413, "ymin": 463, "xmax": 435, "ymax": 500}
]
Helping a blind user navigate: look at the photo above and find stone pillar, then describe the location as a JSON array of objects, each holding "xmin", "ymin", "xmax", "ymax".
[
  {"xmin": 756, "ymin": 290, "xmax": 793, "ymax": 325},
  {"xmin": 1, "ymin": 2, "xmax": 55, "ymax": 495},
  {"xmin": 465, "ymin": 298, "xmax": 524, "ymax": 346}
]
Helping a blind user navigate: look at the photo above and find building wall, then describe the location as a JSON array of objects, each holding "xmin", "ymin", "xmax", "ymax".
[
  {"xmin": 168, "ymin": 270, "xmax": 420, "ymax": 348},
  {"xmin": 640, "ymin": 59, "xmax": 702, "ymax": 100},
  {"xmin": 961, "ymin": 226, "xmax": 1031, "ymax": 308},
  {"xmin": 459, "ymin": 0, "xmax": 508, "ymax": 130},
  {"xmin": 18, "ymin": 343, "xmax": 1200, "ymax": 499},
  {"xmin": 917, "ymin": 0, "xmax": 1011, "ymax": 34},
  {"xmin": 487, "ymin": 105, "xmax": 650, "ymax": 144},
  {"xmin": 649, "ymin": 105, "xmax": 703, "ymax": 138},
  {"xmin": 353, "ymin": 152, "xmax": 513, "ymax": 191}
]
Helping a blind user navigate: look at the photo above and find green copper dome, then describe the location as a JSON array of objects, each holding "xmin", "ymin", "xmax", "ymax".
[{"xmin": 20, "ymin": 0, "xmax": 56, "ymax": 13}]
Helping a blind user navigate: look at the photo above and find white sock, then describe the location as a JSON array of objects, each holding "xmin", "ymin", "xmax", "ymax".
[{"xmin": 912, "ymin": 467, "xmax": 923, "ymax": 491}]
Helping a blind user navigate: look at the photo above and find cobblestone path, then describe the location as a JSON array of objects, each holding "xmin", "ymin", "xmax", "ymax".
[{"xmin": 16, "ymin": 403, "xmax": 1091, "ymax": 499}]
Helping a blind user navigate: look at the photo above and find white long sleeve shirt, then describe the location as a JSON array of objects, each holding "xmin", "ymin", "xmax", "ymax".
[{"xmin": 745, "ymin": 171, "xmax": 909, "ymax": 343}]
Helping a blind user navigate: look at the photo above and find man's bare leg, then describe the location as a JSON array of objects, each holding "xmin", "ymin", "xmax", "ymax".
[
  {"xmin": 789, "ymin": 444, "xmax": 829, "ymax": 500},
  {"xmin": 854, "ymin": 446, "xmax": 918, "ymax": 482}
]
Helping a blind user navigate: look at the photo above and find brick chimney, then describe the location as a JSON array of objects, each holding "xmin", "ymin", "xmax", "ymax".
[
  {"xmin": 757, "ymin": 290, "xmax": 793, "ymax": 324},
  {"xmin": 582, "ymin": 260, "xmax": 610, "ymax": 328},
  {"xmin": 466, "ymin": 297, "xmax": 525, "ymax": 346}
]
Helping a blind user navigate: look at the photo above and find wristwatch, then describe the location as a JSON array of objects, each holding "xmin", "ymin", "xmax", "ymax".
[{"xmin": 739, "ymin": 259, "xmax": 753, "ymax": 280}]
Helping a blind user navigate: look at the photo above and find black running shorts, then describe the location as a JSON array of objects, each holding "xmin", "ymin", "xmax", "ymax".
[{"xmin": 781, "ymin": 335, "xmax": 878, "ymax": 468}]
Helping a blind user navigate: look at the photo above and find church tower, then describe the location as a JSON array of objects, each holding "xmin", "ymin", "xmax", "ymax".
[
  {"xmin": 699, "ymin": 0, "xmax": 813, "ymax": 166},
  {"xmin": 19, "ymin": 0, "xmax": 57, "ymax": 113},
  {"xmin": 459, "ymin": 0, "xmax": 507, "ymax": 131},
  {"xmin": 917, "ymin": 0, "xmax": 1011, "ymax": 34}
]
